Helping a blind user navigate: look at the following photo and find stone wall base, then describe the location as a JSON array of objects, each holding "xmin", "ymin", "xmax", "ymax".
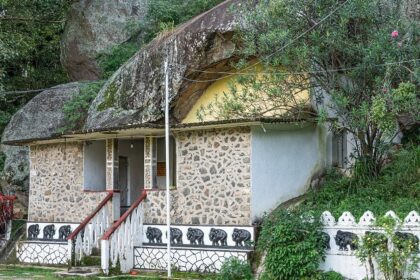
[
  {"xmin": 16, "ymin": 241, "xmax": 69, "ymax": 265},
  {"xmin": 134, "ymin": 246, "xmax": 249, "ymax": 273}
]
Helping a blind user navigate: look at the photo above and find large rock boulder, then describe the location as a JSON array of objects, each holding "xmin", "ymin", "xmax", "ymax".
[
  {"xmin": 85, "ymin": 0, "xmax": 240, "ymax": 130},
  {"xmin": 2, "ymin": 83, "xmax": 82, "ymax": 144},
  {"xmin": 61, "ymin": 0, "xmax": 147, "ymax": 81},
  {"xmin": 1, "ymin": 83, "xmax": 82, "ymax": 205}
]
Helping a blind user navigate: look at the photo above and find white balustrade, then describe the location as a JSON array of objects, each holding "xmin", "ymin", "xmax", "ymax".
[
  {"xmin": 68, "ymin": 194, "xmax": 113, "ymax": 265},
  {"xmin": 101, "ymin": 191, "xmax": 146, "ymax": 274}
]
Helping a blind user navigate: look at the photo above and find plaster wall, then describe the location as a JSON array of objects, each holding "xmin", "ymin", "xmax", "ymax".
[
  {"xmin": 251, "ymin": 124, "xmax": 326, "ymax": 219},
  {"xmin": 28, "ymin": 143, "xmax": 107, "ymax": 223},
  {"xmin": 182, "ymin": 66, "xmax": 309, "ymax": 124}
]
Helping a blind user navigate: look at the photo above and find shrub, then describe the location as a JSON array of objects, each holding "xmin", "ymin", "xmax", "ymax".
[
  {"xmin": 258, "ymin": 208, "xmax": 326, "ymax": 280},
  {"xmin": 301, "ymin": 145, "xmax": 420, "ymax": 219},
  {"xmin": 356, "ymin": 217, "xmax": 420, "ymax": 280},
  {"xmin": 320, "ymin": 271, "xmax": 345, "ymax": 280},
  {"xmin": 97, "ymin": 42, "xmax": 140, "ymax": 79},
  {"xmin": 217, "ymin": 257, "xmax": 253, "ymax": 280},
  {"xmin": 0, "ymin": 151, "xmax": 5, "ymax": 172},
  {"xmin": 60, "ymin": 81, "xmax": 104, "ymax": 132}
]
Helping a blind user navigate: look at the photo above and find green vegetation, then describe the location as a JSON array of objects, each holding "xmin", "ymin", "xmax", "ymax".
[
  {"xmin": 257, "ymin": 208, "xmax": 326, "ymax": 279},
  {"xmin": 257, "ymin": 144, "xmax": 419, "ymax": 279},
  {"xmin": 0, "ymin": 266, "xmax": 60, "ymax": 279},
  {"xmin": 356, "ymin": 217, "xmax": 420, "ymax": 280},
  {"xmin": 301, "ymin": 145, "xmax": 420, "ymax": 218},
  {"xmin": 205, "ymin": 0, "xmax": 420, "ymax": 177},
  {"xmin": 142, "ymin": 0, "xmax": 225, "ymax": 42},
  {"xmin": 96, "ymin": 0, "xmax": 226, "ymax": 77},
  {"xmin": 0, "ymin": 151, "xmax": 5, "ymax": 172},
  {"xmin": 0, "ymin": 0, "xmax": 71, "ymax": 140},
  {"xmin": 0, "ymin": 265, "xmax": 218, "ymax": 280},
  {"xmin": 217, "ymin": 257, "xmax": 253, "ymax": 280},
  {"xmin": 97, "ymin": 42, "xmax": 140, "ymax": 79},
  {"xmin": 97, "ymin": 81, "xmax": 118, "ymax": 112},
  {"xmin": 60, "ymin": 81, "xmax": 104, "ymax": 132}
]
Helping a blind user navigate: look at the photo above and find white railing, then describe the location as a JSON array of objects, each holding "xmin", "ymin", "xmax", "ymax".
[
  {"xmin": 101, "ymin": 190, "xmax": 147, "ymax": 274},
  {"xmin": 68, "ymin": 192, "xmax": 113, "ymax": 265}
]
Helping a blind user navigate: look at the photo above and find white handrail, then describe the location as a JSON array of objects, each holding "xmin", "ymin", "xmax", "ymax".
[
  {"xmin": 101, "ymin": 190, "xmax": 147, "ymax": 274},
  {"xmin": 68, "ymin": 192, "xmax": 113, "ymax": 265}
]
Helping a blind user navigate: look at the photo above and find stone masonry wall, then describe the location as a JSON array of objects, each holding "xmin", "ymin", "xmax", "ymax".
[
  {"xmin": 28, "ymin": 143, "xmax": 107, "ymax": 223},
  {"xmin": 144, "ymin": 127, "xmax": 251, "ymax": 225}
]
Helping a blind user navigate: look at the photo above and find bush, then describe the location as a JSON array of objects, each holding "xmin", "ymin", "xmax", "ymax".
[
  {"xmin": 301, "ymin": 145, "xmax": 420, "ymax": 219},
  {"xmin": 0, "ymin": 151, "xmax": 5, "ymax": 172},
  {"xmin": 356, "ymin": 217, "xmax": 420, "ymax": 280},
  {"xmin": 60, "ymin": 81, "xmax": 104, "ymax": 132},
  {"xmin": 320, "ymin": 271, "xmax": 345, "ymax": 280},
  {"xmin": 258, "ymin": 209, "xmax": 326, "ymax": 280},
  {"xmin": 217, "ymin": 257, "xmax": 253, "ymax": 280},
  {"xmin": 97, "ymin": 42, "xmax": 140, "ymax": 79}
]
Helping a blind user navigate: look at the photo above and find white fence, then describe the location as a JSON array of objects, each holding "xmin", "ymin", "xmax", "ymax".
[{"xmin": 320, "ymin": 210, "xmax": 420, "ymax": 280}]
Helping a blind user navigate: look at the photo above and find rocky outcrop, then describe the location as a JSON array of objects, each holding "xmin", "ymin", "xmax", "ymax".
[
  {"xmin": 1, "ymin": 83, "xmax": 82, "ymax": 205},
  {"xmin": 85, "ymin": 0, "xmax": 240, "ymax": 130},
  {"xmin": 61, "ymin": 0, "xmax": 147, "ymax": 81},
  {"xmin": 2, "ymin": 83, "xmax": 81, "ymax": 144}
]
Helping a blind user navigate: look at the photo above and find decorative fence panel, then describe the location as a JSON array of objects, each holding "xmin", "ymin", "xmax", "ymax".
[{"xmin": 320, "ymin": 210, "xmax": 420, "ymax": 280}]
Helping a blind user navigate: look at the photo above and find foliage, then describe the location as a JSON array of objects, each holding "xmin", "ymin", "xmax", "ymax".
[
  {"xmin": 356, "ymin": 217, "xmax": 420, "ymax": 280},
  {"xmin": 217, "ymin": 257, "xmax": 253, "ymax": 280},
  {"xmin": 204, "ymin": 0, "xmax": 420, "ymax": 177},
  {"xmin": 142, "ymin": 0, "xmax": 225, "ymax": 42},
  {"xmin": 0, "ymin": 150, "xmax": 5, "ymax": 172},
  {"xmin": 320, "ymin": 271, "xmax": 345, "ymax": 280},
  {"xmin": 257, "ymin": 145, "xmax": 419, "ymax": 279},
  {"xmin": 97, "ymin": 42, "xmax": 140, "ymax": 79},
  {"xmin": 61, "ymin": 81, "xmax": 104, "ymax": 133},
  {"xmin": 0, "ymin": 0, "xmax": 71, "ymax": 146},
  {"xmin": 0, "ymin": 0, "xmax": 70, "ymax": 91},
  {"xmin": 301, "ymin": 145, "xmax": 420, "ymax": 219},
  {"xmin": 258, "ymin": 208, "xmax": 326, "ymax": 280}
]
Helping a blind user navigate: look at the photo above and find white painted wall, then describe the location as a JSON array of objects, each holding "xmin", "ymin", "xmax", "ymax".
[
  {"xmin": 83, "ymin": 140, "xmax": 106, "ymax": 191},
  {"xmin": 251, "ymin": 124, "xmax": 326, "ymax": 219},
  {"xmin": 118, "ymin": 139, "xmax": 144, "ymax": 204}
]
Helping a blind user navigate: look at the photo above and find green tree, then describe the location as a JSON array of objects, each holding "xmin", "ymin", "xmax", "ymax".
[
  {"xmin": 0, "ymin": 0, "xmax": 71, "ymax": 136},
  {"xmin": 202, "ymin": 0, "xmax": 420, "ymax": 177},
  {"xmin": 142, "ymin": 0, "xmax": 225, "ymax": 42}
]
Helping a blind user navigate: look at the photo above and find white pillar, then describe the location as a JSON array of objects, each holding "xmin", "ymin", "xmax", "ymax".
[
  {"xmin": 101, "ymin": 239, "xmax": 110, "ymax": 274},
  {"xmin": 144, "ymin": 137, "xmax": 157, "ymax": 189}
]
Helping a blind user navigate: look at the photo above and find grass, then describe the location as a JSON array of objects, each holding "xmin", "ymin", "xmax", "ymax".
[
  {"xmin": 0, "ymin": 265, "xmax": 216, "ymax": 279},
  {"xmin": 0, "ymin": 266, "xmax": 61, "ymax": 279},
  {"xmin": 300, "ymin": 144, "xmax": 420, "ymax": 219}
]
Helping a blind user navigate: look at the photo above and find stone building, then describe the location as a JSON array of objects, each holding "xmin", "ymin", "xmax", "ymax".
[{"xmin": 2, "ymin": 0, "xmax": 347, "ymax": 273}]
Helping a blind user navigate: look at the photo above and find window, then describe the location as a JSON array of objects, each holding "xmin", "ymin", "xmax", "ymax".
[
  {"xmin": 154, "ymin": 137, "xmax": 176, "ymax": 189},
  {"xmin": 332, "ymin": 130, "xmax": 347, "ymax": 168},
  {"xmin": 83, "ymin": 140, "xmax": 106, "ymax": 191}
]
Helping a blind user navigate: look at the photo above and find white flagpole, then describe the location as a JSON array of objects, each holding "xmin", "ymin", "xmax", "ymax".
[{"xmin": 164, "ymin": 59, "xmax": 172, "ymax": 278}]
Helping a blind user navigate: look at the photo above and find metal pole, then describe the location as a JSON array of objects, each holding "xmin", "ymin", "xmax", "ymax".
[{"xmin": 164, "ymin": 59, "xmax": 172, "ymax": 278}]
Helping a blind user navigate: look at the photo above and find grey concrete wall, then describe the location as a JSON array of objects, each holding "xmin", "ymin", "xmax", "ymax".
[
  {"xmin": 251, "ymin": 124, "xmax": 326, "ymax": 219},
  {"xmin": 118, "ymin": 139, "xmax": 144, "ymax": 204},
  {"xmin": 83, "ymin": 140, "xmax": 106, "ymax": 191}
]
